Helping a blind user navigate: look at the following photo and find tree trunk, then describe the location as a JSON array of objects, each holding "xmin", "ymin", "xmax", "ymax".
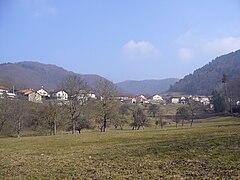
[
  {"xmin": 190, "ymin": 118, "xmax": 194, "ymax": 127},
  {"xmin": 17, "ymin": 119, "xmax": 21, "ymax": 138},
  {"xmin": 72, "ymin": 119, "xmax": 76, "ymax": 134},
  {"xmin": 103, "ymin": 119, "xmax": 106, "ymax": 132},
  {"xmin": 182, "ymin": 119, "xmax": 184, "ymax": 126},
  {"xmin": 103, "ymin": 114, "xmax": 107, "ymax": 132},
  {"xmin": 53, "ymin": 121, "xmax": 57, "ymax": 135}
]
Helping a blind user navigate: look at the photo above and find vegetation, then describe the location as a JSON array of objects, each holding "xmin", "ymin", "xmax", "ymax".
[
  {"xmin": 0, "ymin": 61, "xmax": 109, "ymax": 91},
  {"xmin": 60, "ymin": 74, "xmax": 88, "ymax": 134},
  {"xmin": 175, "ymin": 106, "xmax": 190, "ymax": 127},
  {"xmin": 169, "ymin": 50, "xmax": 240, "ymax": 95},
  {"xmin": 0, "ymin": 117, "xmax": 239, "ymax": 179},
  {"xmin": 116, "ymin": 78, "xmax": 179, "ymax": 95},
  {"xmin": 212, "ymin": 90, "xmax": 225, "ymax": 113}
]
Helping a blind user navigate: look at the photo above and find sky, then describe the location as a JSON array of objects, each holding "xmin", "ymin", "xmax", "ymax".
[{"xmin": 1, "ymin": 0, "xmax": 240, "ymax": 83}]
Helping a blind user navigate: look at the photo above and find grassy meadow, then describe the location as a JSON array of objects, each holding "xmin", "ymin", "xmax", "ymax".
[{"xmin": 0, "ymin": 116, "xmax": 239, "ymax": 179}]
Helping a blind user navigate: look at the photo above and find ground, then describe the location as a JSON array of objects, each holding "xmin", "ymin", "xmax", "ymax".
[{"xmin": 0, "ymin": 117, "xmax": 239, "ymax": 179}]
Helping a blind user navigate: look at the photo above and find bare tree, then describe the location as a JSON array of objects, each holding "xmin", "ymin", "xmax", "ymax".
[
  {"xmin": 148, "ymin": 104, "xmax": 159, "ymax": 117},
  {"xmin": 176, "ymin": 106, "xmax": 190, "ymax": 126},
  {"xmin": 75, "ymin": 115, "xmax": 93, "ymax": 134},
  {"xmin": 131, "ymin": 106, "xmax": 148, "ymax": 130},
  {"xmin": 42, "ymin": 102, "xmax": 60, "ymax": 135},
  {"xmin": 59, "ymin": 75, "xmax": 88, "ymax": 134},
  {"xmin": 188, "ymin": 100, "xmax": 203, "ymax": 127},
  {"xmin": 95, "ymin": 79, "xmax": 116, "ymax": 132},
  {"xmin": 0, "ymin": 97, "xmax": 11, "ymax": 133},
  {"xmin": 7, "ymin": 99, "xmax": 28, "ymax": 138},
  {"xmin": 155, "ymin": 107, "xmax": 165, "ymax": 129},
  {"xmin": 111, "ymin": 102, "xmax": 128, "ymax": 130}
]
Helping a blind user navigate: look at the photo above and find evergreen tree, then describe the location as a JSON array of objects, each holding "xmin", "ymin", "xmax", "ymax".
[{"xmin": 212, "ymin": 90, "xmax": 225, "ymax": 113}]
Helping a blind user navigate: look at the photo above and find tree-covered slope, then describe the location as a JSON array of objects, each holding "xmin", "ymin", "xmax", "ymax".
[
  {"xmin": 0, "ymin": 61, "xmax": 107, "ymax": 91},
  {"xmin": 169, "ymin": 50, "xmax": 240, "ymax": 95},
  {"xmin": 116, "ymin": 78, "xmax": 179, "ymax": 96}
]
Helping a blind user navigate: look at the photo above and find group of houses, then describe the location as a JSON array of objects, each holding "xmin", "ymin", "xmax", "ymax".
[
  {"xmin": 0, "ymin": 86, "xmax": 96, "ymax": 103},
  {"xmin": 0, "ymin": 85, "xmax": 212, "ymax": 106},
  {"xmin": 115, "ymin": 94, "xmax": 212, "ymax": 107}
]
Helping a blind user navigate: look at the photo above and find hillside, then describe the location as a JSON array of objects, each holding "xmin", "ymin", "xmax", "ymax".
[
  {"xmin": 169, "ymin": 50, "xmax": 240, "ymax": 95},
  {"xmin": 116, "ymin": 78, "xmax": 179, "ymax": 96},
  {"xmin": 0, "ymin": 61, "xmax": 107, "ymax": 91}
]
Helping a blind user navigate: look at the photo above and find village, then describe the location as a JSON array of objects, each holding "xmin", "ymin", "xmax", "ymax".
[{"xmin": 0, "ymin": 84, "xmax": 213, "ymax": 107}]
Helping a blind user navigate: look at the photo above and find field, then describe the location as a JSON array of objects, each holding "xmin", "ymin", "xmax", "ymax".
[{"xmin": 0, "ymin": 117, "xmax": 240, "ymax": 179}]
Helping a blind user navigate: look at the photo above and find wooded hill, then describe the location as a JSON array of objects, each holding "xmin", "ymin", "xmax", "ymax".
[
  {"xmin": 0, "ymin": 61, "xmax": 108, "ymax": 91},
  {"xmin": 169, "ymin": 50, "xmax": 240, "ymax": 95},
  {"xmin": 116, "ymin": 79, "xmax": 179, "ymax": 96},
  {"xmin": 0, "ymin": 61, "xmax": 179, "ymax": 95}
]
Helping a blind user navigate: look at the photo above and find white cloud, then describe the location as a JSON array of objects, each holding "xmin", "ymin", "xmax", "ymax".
[
  {"xmin": 178, "ymin": 48, "xmax": 195, "ymax": 62},
  {"xmin": 177, "ymin": 30, "xmax": 240, "ymax": 62},
  {"xmin": 202, "ymin": 36, "xmax": 240, "ymax": 57},
  {"xmin": 122, "ymin": 40, "xmax": 160, "ymax": 61}
]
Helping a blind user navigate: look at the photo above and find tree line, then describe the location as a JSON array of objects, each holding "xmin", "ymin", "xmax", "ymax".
[
  {"xmin": 212, "ymin": 74, "xmax": 240, "ymax": 114},
  {"xmin": 0, "ymin": 75, "xmax": 153, "ymax": 137},
  {"xmin": 1, "ymin": 74, "xmax": 239, "ymax": 137}
]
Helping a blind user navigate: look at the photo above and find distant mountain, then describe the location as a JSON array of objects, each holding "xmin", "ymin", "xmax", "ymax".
[
  {"xmin": 0, "ymin": 61, "xmax": 108, "ymax": 91},
  {"xmin": 116, "ymin": 78, "xmax": 179, "ymax": 96},
  {"xmin": 169, "ymin": 50, "xmax": 240, "ymax": 95}
]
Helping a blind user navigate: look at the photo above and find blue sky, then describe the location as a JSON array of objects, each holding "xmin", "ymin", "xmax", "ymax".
[{"xmin": 1, "ymin": 0, "xmax": 240, "ymax": 82}]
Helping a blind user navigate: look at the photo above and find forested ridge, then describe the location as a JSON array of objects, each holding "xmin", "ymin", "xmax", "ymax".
[{"xmin": 169, "ymin": 50, "xmax": 240, "ymax": 95}]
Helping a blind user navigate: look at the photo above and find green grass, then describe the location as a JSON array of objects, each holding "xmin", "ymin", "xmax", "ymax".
[{"xmin": 0, "ymin": 117, "xmax": 240, "ymax": 179}]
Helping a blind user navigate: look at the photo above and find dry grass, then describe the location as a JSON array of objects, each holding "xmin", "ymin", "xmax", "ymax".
[{"xmin": 0, "ymin": 116, "xmax": 239, "ymax": 179}]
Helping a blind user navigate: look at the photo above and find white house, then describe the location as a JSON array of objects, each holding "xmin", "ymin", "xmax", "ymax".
[
  {"xmin": 29, "ymin": 92, "xmax": 42, "ymax": 103},
  {"xmin": 200, "ymin": 96, "xmax": 210, "ymax": 105},
  {"xmin": 236, "ymin": 101, "xmax": 240, "ymax": 106},
  {"xmin": 0, "ymin": 86, "xmax": 8, "ymax": 98},
  {"xmin": 179, "ymin": 96, "xmax": 187, "ymax": 104},
  {"xmin": 6, "ymin": 92, "xmax": 16, "ymax": 98},
  {"xmin": 87, "ymin": 92, "xmax": 96, "ymax": 99},
  {"xmin": 0, "ymin": 86, "xmax": 8, "ymax": 93},
  {"xmin": 53, "ymin": 90, "xmax": 68, "ymax": 101},
  {"xmin": 152, "ymin": 95, "xmax": 163, "ymax": 102},
  {"xmin": 132, "ymin": 97, "xmax": 137, "ymax": 104},
  {"xmin": 170, "ymin": 97, "xmax": 180, "ymax": 104},
  {"xmin": 37, "ymin": 86, "xmax": 49, "ymax": 98},
  {"xmin": 192, "ymin": 96, "xmax": 200, "ymax": 102},
  {"xmin": 132, "ymin": 95, "xmax": 148, "ymax": 104}
]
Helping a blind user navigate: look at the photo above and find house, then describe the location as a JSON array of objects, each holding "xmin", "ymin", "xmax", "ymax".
[
  {"xmin": 132, "ymin": 97, "xmax": 137, "ymax": 104},
  {"xmin": 16, "ymin": 89, "xmax": 34, "ymax": 100},
  {"xmin": 52, "ymin": 90, "xmax": 68, "ymax": 101},
  {"xmin": 132, "ymin": 95, "xmax": 148, "ymax": 104},
  {"xmin": 28, "ymin": 92, "xmax": 42, "ymax": 103},
  {"xmin": 87, "ymin": 92, "xmax": 96, "ymax": 99},
  {"xmin": 192, "ymin": 96, "xmax": 200, "ymax": 102},
  {"xmin": 6, "ymin": 92, "xmax": 16, "ymax": 99},
  {"xmin": 179, "ymin": 96, "xmax": 187, "ymax": 104},
  {"xmin": 37, "ymin": 86, "xmax": 49, "ymax": 99},
  {"xmin": 0, "ymin": 86, "xmax": 8, "ymax": 93},
  {"xmin": 170, "ymin": 96, "xmax": 180, "ymax": 104},
  {"xmin": 114, "ymin": 96, "xmax": 132, "ymax": 103},
  {"xmin": 152, "ymin": 95, "xmax": 164, "ymax": 102},
  {"xmin": 0, "ymin": 86, "xmax": 8, "ymax": 98},
  {"xmin": 199, "ymin": 96, "xmax": 210, "ymax": 105},
  {"xmin": 237, "ymin": 101, "xmax": 240, "ymax": 106}
]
